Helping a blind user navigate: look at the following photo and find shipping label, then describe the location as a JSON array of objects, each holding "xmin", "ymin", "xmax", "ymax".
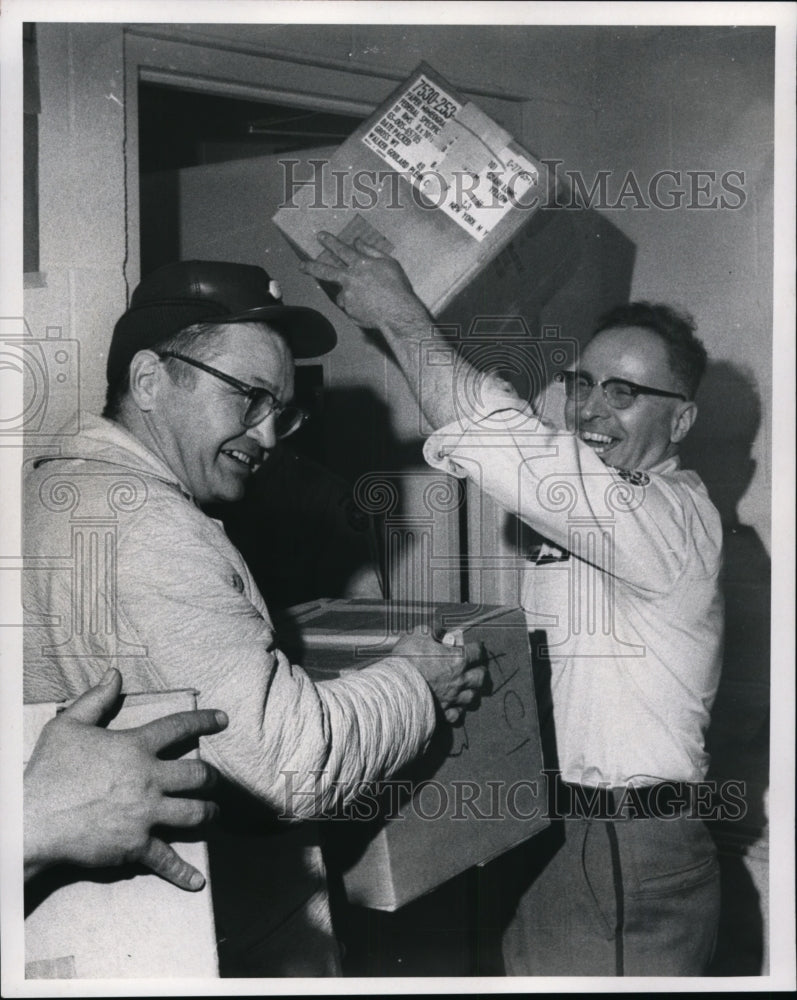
[{"xmin": 362, "ymin": 74, "xmax": 539, "ymax": 241}]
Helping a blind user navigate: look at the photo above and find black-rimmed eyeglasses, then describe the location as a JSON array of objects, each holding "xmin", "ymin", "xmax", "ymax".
[
  {"xmin": 158, "ymin": 350, "xmax": 307, "ymax": 439},
  {"xmin": 554, "ymin": 370, "xmax": 686, "ymax": 410}
]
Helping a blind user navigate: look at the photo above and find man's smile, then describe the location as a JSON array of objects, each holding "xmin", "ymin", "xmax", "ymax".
[
  {"xmin": 221, "ymin": 447, "xmax": 261, "ymax": 471},
  {"xmin": 579, "ymin": 430, "xmax": 619, "ymax": 456}
]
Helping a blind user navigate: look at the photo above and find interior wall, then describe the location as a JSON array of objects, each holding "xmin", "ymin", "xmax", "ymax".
[
  {"xmin": 532, "ymin": 27, "xmax": 773, "ymax": 548},
  {"xmin": 297, "ymin": 22, "xmax": 774, "ymax": 549},
  {"xmin": 24, "ymin": 23, "xmax": 128, "ymax": 419}
]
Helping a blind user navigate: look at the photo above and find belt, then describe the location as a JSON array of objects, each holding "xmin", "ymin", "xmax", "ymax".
[{"xmin": 552, "ymin": 779, "xmax": 698, "ymax": 820}]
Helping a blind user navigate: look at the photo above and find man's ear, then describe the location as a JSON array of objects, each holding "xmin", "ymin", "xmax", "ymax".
[
  {"xmin": 670, "ymin": 400, "xmax": 698, "ymax": 444},
  {"xmin": 127, "ymin": 350, "xmax": 164, "ymax": 412}
]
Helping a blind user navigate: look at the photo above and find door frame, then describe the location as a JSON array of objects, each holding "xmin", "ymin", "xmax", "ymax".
[
  {"xmin": 124, "ymin": 29, "xmax": 384, "ymax": 293},
  {"xmin": 123, "ymin": 26, "xmax": 525, "ymax": 292}
]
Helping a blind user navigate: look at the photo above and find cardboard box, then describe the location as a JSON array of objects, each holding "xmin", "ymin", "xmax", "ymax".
[
  {"xmin": 24, "ymin": 691, "xmax": 219, "ymax": 979},
  {"xmin": 273, "ymin": 63, "xmax": 548, "ymax": 317},
  {"xmin": 284, "ymin": 599, "xmax": 548, "ymax": 911}
]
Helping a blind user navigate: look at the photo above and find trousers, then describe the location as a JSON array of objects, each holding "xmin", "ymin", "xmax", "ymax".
[{"xmin": 501, "ymin": 811, "xmax": 720, "ymax": 976}]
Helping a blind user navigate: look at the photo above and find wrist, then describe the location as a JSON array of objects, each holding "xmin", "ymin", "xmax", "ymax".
[{"xmin": 383, "ymin": 303, "xmax": 433, "ymax": 337}]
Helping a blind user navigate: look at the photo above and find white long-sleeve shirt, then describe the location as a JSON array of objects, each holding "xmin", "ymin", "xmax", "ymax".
[{"xmin": 424, "ymin": 384, "xmax": 723, "ymax": 786}]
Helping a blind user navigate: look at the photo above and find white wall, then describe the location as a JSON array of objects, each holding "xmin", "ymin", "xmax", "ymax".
[
  {"xmin": 587, "ymin": 28, "xmax": 773, "ymax": 545},
  {"xmin": 25, "ymin": 24, "xmax": 128, "ymax": 418}
]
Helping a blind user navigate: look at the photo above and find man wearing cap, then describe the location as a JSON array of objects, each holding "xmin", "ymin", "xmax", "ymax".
[
  {"xmin": 301, "ymin": 234, "xmax": 724, "ymax": 977},
  {"xmin": 23, "ymin": 260, "xmax": 485, "ymax": 976}
]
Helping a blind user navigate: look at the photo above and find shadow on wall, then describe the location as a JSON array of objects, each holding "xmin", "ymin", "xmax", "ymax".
[
  {"xmin": 223, "ymin": 204, "xmax": 638, "ymax": 620},
  {"xmin": 219, "ymin": 441, "xmax": 384, "ymax": 613},
  {"xmin": 682, "ymin": 361, "xmax": 770, "ymax": 976},
  {"xmin": 219, "ymin": 385, "xmax": 440, "ymax": 613},
  {"xmin": 680, "ymin": 360, "xmax": 762, "ymax": 529},
  {"xmin": 438, "ymin": 205, "xmax": 637, "ymax": 355}
]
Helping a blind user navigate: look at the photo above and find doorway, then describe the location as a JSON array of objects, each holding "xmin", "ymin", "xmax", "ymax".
[{"xmin": 138, "ymin": 82, "xmax": 363, "ymax": 275}]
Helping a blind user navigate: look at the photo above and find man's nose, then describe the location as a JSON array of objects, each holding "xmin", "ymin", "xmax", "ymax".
[
  {"xmin": 245, "ymin": 412, "xmax": 278, "ymax": 449},
  {"xmin": 578, "ymin": 383, "xmax": 610, "ymax": 420}
]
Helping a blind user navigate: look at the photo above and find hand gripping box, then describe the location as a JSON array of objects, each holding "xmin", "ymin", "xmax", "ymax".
[
  {"xmin": 273, "ymin": 62, "xmax": 549, "ymax": 318},
  {"xmin": 284, "ymin": 599, "xmax": 548, "ymax": 911},
  {"xmin": 23, "ymin": 690, "xmax": 219, "ymax": 979}
]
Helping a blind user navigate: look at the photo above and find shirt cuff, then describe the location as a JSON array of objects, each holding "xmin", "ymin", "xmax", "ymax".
[{"xmin": 423, "ymin": 399, "xmax": 545, "ymax": 478}]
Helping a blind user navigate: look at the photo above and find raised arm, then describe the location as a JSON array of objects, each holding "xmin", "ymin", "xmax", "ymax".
[
  {"xmin": 301, "ymin": 235, "xmax": 715, "ymax": 594},
  {"xmin": 301, "ymin": 232, "xmax": 514, "ymax": 430}
]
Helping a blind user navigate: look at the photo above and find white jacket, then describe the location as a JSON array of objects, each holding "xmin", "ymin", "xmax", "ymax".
[{"xmin": 23, "ymin": 412, "xmax": 437, "ymax": 975}]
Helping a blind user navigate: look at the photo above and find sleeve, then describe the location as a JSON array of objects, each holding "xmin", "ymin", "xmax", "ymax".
[
  {"xmin": 115, "ymin": 504, "xmax": 436, "ymax": 818},
  {"xmin": 423, "ymin": 388, "xmax": 702, "ymax": 596}
]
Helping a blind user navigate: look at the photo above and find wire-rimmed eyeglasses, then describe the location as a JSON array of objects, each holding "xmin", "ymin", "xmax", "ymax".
[
  {"xmin": 554, "ymin": 370, "xmax": 686, "ymax": 410},
  {"xmin": 158, "ymin": 350, "xmax": 307, "ymax": 438}
]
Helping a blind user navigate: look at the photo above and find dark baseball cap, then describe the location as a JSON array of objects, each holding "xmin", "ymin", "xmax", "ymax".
[{"xmin": 107, "ymin": 259, "xmax": 337, "ymax": 384}]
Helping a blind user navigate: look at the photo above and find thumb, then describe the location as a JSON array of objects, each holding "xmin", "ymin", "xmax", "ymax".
[{"xmin": 60, "ymin": 668, "xmax": 123, "ymax": 724}]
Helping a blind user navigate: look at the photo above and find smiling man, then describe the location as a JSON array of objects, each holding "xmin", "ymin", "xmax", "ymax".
[
  {"xmin": 302, "ymin": 235, "xmax": 725, "ymax": 977},
  {"xmin": 109, "ymin": 321, "xmax": 296, "ymax": 504},
  {"xmin": 559, "ymin": 310, "xmax": 698, "ymax": 470},
  {"xmin": 22, "ymin": 260, "xmax": 486, "ymax": 977}
]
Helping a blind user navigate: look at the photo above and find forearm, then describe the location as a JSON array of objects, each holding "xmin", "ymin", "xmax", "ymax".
[
  {"xmin": 300, "ymin": 232, "xmax": 510, "ymax": 429},
  {"xmin": 425, "ymin": 418, "xmax": 695, "ymax": 591},
  {"xmin": 308, "ymin": 658, "xmax": 437, "ymax": 810},
  {"xmin": 376, "ymin": 302, "xmax": 458, "ymax": 429},
  {"xmin": 200, "ymin": 653, "xmax": 435, "ymax": 819},
  {"xmin": 374, "ymin": 303, "xmax": 524, "ymax": 432}
]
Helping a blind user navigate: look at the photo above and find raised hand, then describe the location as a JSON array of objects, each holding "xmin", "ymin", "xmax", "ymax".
[{"xmin": 300, "ymin": 231, "xmax": 430, "ymax": 333}]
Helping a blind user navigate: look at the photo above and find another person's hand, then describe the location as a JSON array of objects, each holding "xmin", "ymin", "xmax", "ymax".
[
  {"xmin": 300, "ymin": 231, "xmax": 429, "ymax": 333},
  {"xmin": 391, "ymin": 629, "xmax": 487, "ymax": 724},
  {"xmin": 24, "ymin": 668, "xmax": 228, "ymax": 891}
]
